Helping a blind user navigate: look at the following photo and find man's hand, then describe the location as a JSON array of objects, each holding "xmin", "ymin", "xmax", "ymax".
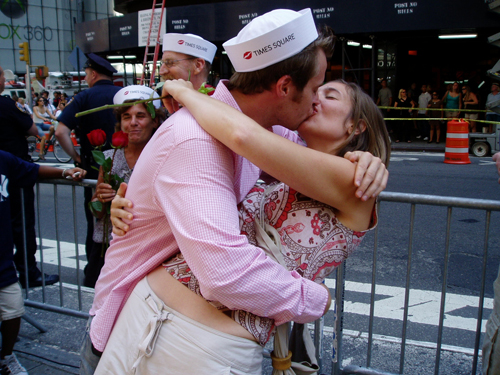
[
  {"xmin": 344, "ymin": 151, "xmax": 389, "ymax": 201},
  {"xmin": 110, "ymin": 182, "xmax": 134, "ymax": 236},
  {"xmin": 493, "ymin": 153, "xmax": 500, "ymax": 184}
]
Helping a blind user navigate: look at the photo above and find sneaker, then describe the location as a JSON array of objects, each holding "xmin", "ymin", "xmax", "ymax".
[
  {"xmin": 416, "ymin": 135, "xmax": 422, "ymax": 139},
  {"xmin": 0, "ymin": 354, "xmax": 28, "ymax": 375},
  {"xmin": 423, "ymin": 137, "xmax": 429, "ymax": 141}
]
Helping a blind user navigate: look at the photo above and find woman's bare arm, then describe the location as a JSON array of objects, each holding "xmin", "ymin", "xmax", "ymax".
[{"xmin": 163, "ymin": 80, "xmax": 378, "ymax": 230}]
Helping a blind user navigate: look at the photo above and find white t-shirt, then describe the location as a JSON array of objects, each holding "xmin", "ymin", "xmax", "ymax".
[{"xmin": 418, "ymin": 92, "xmax": 432, "ymax": 114}]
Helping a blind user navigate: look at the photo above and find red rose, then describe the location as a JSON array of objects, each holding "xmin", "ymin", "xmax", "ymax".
[
  {"xmin": 87, "ymin": 129, "xmax": 107, "ymax": 147},
  {"xmin": 112, "ymin": 130, "xmax": 129, "ymax": 148}
]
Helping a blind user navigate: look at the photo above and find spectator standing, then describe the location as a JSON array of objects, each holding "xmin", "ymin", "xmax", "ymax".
[
  {"xmin": 41, "ymin": 91, "xmax": 56, "ymax": 116},
  {"xmin": 377, "ymin": 79, "xmax": 393, "ymax": 132},
  {"xmin": 427, "ymin": 91, "xmax": 443, "ymax": 143},
  {"xmin": 17, "ymin": 98, "xmax": 32, "ymax": 117},
  {"xmin": 486, "ymin": 82, "xmax": 500, "ymax": 133},
  {"xmin": 417, "ymin": 84, "xmax": 432, "ymax": 140},
  {"xmin": 408, "ymin": 82, "xmax": 419, "ymax": 137},
  {"xmin": 0, "ymin": 65, "xmax": 60, "ymax": 288},
  {"xmin": 394, "ymin": 88, "xmax": 413, "ymax": 143},
  {"xmin": 442, "ymin": 81, "xmax": 462, "ymax": 119},
  {"xmin": 52, "ymin": 91, "xmax": 61, "ymax": 108},
  {"xmin": 461, "ymin": 85, "xmax": 479, "ymax": 133},
  {"xmin": 0, "ymin": 150, "xmax": 85, "ymax": 375},
  {"xmin": 55, "ymin": 54, "xmax": 121, "ymax": 284}
]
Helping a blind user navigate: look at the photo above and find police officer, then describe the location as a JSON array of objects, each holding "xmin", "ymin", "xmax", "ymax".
[
  {"xmin": 0, "ymin": 65, "xmax": 60, "ymax": 287},
  {"xmin": 160, "ymin": 33, "xmax": 217, "ymax": 90},
  {"xmin": 55, "ymin": 53, "xmax": 121, "ymax": 287}
]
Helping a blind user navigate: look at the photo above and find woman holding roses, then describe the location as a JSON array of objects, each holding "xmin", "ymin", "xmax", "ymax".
[{"xmin": 83, "ymin": 86, "xmax": 166, "ymax": 288}]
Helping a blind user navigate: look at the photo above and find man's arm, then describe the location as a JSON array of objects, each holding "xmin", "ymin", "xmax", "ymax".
[
  {"xmin": 155, "ymin": 136, "xmax": 329, "ymax": 325},
  {"xmin": 38, "ymin": 166, "xmax": 86, "ymax": 180},
  {"xmin": 27, "ymin": 123, "xmax": 38, "ymax": 136},
  {"xmin": 55, "ymin": 122, "xmax": 81, "ymax": 164}
]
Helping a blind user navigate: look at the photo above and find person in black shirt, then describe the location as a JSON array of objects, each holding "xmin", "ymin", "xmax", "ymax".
[
  {"xmin": 55, "ymin": 54, "xmax": 121, "ymax": 285},
  {"xmin": 0, "ymin": 65, "xmax": 60, "ymax": 287}
]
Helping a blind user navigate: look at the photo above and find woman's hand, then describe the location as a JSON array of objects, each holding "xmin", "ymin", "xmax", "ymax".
[
  {"xmin": 111, "ymin": 182, "xmax": 134, "ymax": 236},
  {"xmin": 95, "ymin": 182, "xmax": 117, "ymax": 203},
  {"xmin": 161, "ymin": 79, "xmax": 196, "ymax": 114},
  {"xmin": 344, "ymin": 151, "xmax": 388, "ymax": 200}
]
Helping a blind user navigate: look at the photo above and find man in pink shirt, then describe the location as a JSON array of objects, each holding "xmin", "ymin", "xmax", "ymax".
[{"xmin": 81, "ymin": 9, "xmax": 388, "ymax": 374}]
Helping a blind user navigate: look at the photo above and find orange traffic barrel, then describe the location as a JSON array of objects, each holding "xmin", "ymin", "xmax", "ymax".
[{"xmin": 444, "ymin": 119, "xmax": 471, "ymax": 164}]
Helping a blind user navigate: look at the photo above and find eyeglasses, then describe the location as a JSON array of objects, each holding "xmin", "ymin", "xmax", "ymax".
[{"xmin": 160, "ymin": 57, "xmax": 196, "ymax": 68}]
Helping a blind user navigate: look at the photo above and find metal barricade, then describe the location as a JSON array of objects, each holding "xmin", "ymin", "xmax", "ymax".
[
  {"xmin": 333, "ymin": 192, "xmax": 500, "ymax": 375},
  {"xmin": 19, "ymin": 181, "xmax": 500, "ymax": 374},
  {"xmin": 21, "ymin": 178, "xmax": 96, "ymax": 321}
]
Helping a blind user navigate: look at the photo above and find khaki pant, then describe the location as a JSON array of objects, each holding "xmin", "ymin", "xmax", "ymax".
[{"xmin": 95, "ymin": 277, "xmax": 263, "ymax": 375}]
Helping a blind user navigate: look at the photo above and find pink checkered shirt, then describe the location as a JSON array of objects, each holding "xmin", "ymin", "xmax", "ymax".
[{"xmin": 89, "ymin": 81, "xmax": 329, "ymax": 352}]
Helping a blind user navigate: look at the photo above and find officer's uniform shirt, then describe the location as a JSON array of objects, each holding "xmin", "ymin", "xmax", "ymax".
[
  {"xmin": 57, "ymin": 80, "xmax": 121, "ymax": 178},
  {"xmin": 0, "ymin": 96, "xmax": 33, "ymax": 160}
]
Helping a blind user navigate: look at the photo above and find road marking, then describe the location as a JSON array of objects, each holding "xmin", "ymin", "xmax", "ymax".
[
  {"xmin": 36, "ymin": 238, "xmax": 492, "ymax": 337},
  {"xmin": 36, "ymin": 238, "xmax": 87, "ymax": 270},
  {"xmin": 325, "ymin": 278, "xmax": 491, "ymax": 333}
]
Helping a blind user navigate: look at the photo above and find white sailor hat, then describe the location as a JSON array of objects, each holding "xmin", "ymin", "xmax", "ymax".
[
  {"xmin": 113, "ymin": 85, "xmax": 161, "ymax": 109},
  {"xmin": 162, "ymin": 33, "xmax": 217, "ymax": 64},
  {"xmin": 223, "ymin": 9, "xmax": 318, "ymax": 73}
]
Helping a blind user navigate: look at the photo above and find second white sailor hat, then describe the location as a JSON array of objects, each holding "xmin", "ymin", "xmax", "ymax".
[{"xmin": 163, "ymin": 33, "xmax": 217, "ymax": 64}]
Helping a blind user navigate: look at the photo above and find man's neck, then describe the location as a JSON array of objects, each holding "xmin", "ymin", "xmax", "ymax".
[{"xmin": 191, "ymin": 75, "xmax": 208, "ymax": 91}]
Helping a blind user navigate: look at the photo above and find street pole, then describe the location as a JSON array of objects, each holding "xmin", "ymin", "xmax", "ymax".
[{"xmin": 26, "ymin": 62, "xmax": 32, "ymax": 109}]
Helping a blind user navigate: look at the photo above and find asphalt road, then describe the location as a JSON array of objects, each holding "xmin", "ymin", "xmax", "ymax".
[{"xmin": 32, "ymin": 151, "xmax": 500, "ymax": 374}]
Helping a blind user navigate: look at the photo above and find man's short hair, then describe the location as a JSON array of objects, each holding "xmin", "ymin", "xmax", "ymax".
[{"xmin": 228, "ymin": 26, "xmax": 335, "ymax": 95}]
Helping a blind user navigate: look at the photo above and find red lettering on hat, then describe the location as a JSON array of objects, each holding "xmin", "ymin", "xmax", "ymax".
[
  {"xmin": 243, "ymin": 51, "xmax": 252, "ymax": 60},
  {"xmin": 124, "ymin": 91, "xmax": 129, "ymax": 95},
  {"xmin": 178, "ymin": 40, "xmax": 184, "ymax": 45}
]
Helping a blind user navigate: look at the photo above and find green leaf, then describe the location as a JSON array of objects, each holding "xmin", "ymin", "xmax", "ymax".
[
  {"xmin": 156, "ymin": 82, "xmax": 165, "ymax": 90},
  {"xmin": 147, "ymin": 101, "xmax": 156, "ymax": 119},
  {"xmin": 91, "ymin": 150, "xmax": 106, "ymax": 166},
  {"xmin": 88, "ymin": 200, "xmax": 103, "ymax": 217},
  {"xmin": 102, "ymin": 157, "xmax": 113, "ymax": 173}
]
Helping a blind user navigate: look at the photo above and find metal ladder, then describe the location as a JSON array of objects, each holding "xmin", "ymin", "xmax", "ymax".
[{"xmin": 139, "ymin": 0, "xmax": 166, "ymax": 87}]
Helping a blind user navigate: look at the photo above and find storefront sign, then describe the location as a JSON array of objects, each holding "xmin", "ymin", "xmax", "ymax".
[
  {"xmin": 109, "ymin": 13, "xmax": 138, "ymax": 50},
  {"xmin": 75, "ymin": 18, "xmax": 109, "ymax": 53}
]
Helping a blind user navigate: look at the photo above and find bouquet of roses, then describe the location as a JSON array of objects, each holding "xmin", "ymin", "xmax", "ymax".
[{"xmin": 87, "ymin": 129, "xmax": 129, "ymax": 253}]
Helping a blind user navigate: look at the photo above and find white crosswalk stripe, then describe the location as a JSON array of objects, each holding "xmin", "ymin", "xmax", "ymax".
[
  {"xmin": 324, "ymin": 278, "xmax": 491, "ymax": 333},
  {"xmin": 36, "ymin": 237, "xmax": 491, "ymax": 352}
]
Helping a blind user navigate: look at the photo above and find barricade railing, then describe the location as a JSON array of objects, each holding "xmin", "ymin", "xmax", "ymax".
[
  {"xmin": 333, "ymin": 192, "xmax": 500, "ymax": 375},
  {"xmin": 20, "ymin": 180, "xmax": 500, "ymax": 375}
]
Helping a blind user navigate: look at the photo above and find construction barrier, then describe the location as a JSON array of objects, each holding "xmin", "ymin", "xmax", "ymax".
[{"xmin": 444, "ymin": 119, "xmax": 471, "ymax": 164}]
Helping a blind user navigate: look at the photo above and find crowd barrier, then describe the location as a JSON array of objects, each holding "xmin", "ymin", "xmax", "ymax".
[{"xmin": 20, "ymin": 179, "xmax": 500, "ymax": 374}]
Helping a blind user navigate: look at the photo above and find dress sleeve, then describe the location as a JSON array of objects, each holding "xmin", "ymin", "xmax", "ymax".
[{"xmin": 153, "ymin": 136, "xmax": 329, "ymax": 325}]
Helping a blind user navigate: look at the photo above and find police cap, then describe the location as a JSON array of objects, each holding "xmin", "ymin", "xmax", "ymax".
[{"xmin": 83, "ymin": 53, "xmax": 117, "ymax": 77}]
